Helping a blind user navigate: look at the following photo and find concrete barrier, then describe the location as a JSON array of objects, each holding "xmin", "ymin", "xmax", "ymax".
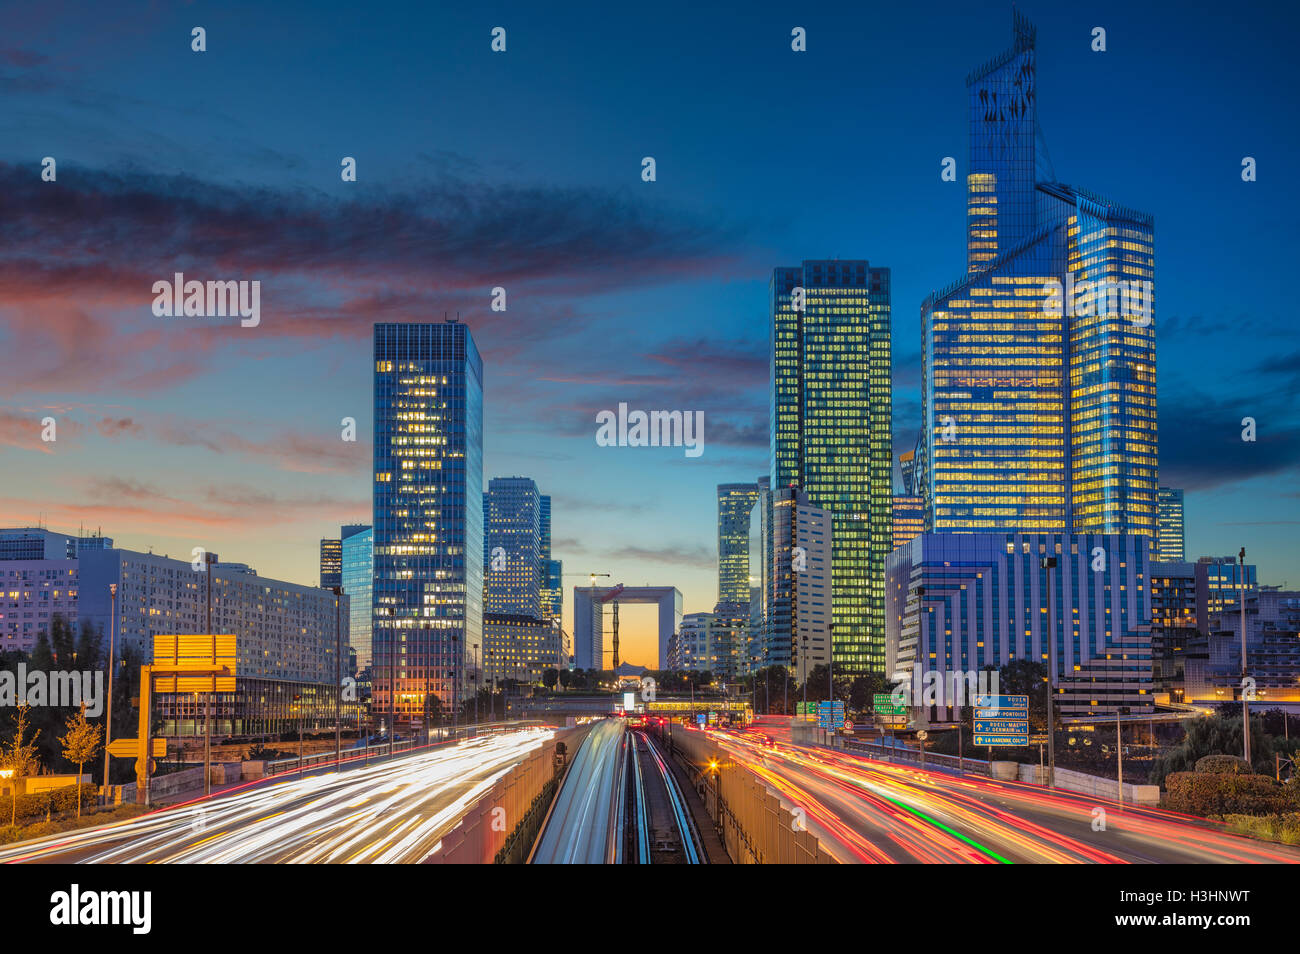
[
  {"xmin": 1016, "ymin": 763, "xmax": 1160, "ymax": 805},
  {"xmin": 990, "ymin": 761, "xmax": 1019, "ymax": 781},
  {"xmin": 429, "ymin": 726, "xmax": 589, "ymax": 864}
]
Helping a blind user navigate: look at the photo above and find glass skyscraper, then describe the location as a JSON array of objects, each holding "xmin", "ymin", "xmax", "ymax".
[
  {"xmin": 340, "ymin": 524, "xmax": 372, "ymax": 671},
  {"xmin": 1157, "ymin": 487, "xmax": 1185, "ymax": 562},
  {"xmin": 771, "ymin": 259, "xmax": 892, "ymax": 674},
  {"xmin": 922, "ymin": 12, "xmax": 1157, "ymax": 537},
  {"xmin": 372, "ymin": 321, "xmax": 483, "ymax": 721},
  {"xmin": 484, "ymin": 476, "xmax": 542, "ymax": 616},
  {"xmin": 717, "ymin": 482, "xmax": 760, "ymax": 605},
  {"xmin": 319, "ymin": 538, "xmax": 342, "ymax": 588}
]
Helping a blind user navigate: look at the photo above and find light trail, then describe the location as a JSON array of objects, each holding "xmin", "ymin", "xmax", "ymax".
[{"xmin": 0, "ymin": 728, "xmax": 554, "ymax": 864}]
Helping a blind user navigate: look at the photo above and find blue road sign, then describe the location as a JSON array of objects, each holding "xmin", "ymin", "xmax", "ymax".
[
  {"xmin": 974, "ymin": 720, "xmax": 1030, "ymax": 733},
  {"xmin": 974, "ymin": 694, "xmax": 1028, "ymax": 710},
  {"xmin": 974, "ymin": 734, "xmax": 1029, "ymax": 746}
]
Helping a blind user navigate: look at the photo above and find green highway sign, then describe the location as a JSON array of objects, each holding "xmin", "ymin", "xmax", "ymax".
[{"xmin": 873, "ymin": 693, "xmax": 908, "ymax": 715}]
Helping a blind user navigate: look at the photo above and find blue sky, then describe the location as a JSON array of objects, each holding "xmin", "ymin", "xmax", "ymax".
[{"xmin": 2, "ymin": 0, "xmax": 1298, "ymax": 666}]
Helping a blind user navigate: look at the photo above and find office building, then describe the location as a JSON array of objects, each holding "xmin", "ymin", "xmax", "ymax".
[
  {"xmin": 373, "ymin": 321, "xmax": 484, "ymax": 721},
  {"xmin": 1150, "ymin": 556, "xmax": 1258, "ymax": 699},
  {"xmin": 0, "ymin": 559, "xmax": 78, "ymax": 652},
  {"xmin": 717, "ymin": 483, "xmax": 761, "ymax": 605},
  {"xmin": 484, "ymin": 477, "xmax": 543, "ymax": 617},
  {"xmin": 1182, "ymin": 589, "xmax": 1300, "ymax": 707},
  {"xmin": 319, "ymin": 538, "xmax": 342, "ymax": 588},
  {"xmin": 920, "ymin": 13, "xmax": 1156, "ymax": 537},
  {"xmin": 886, "ymin": 532, "xmax": 1154, "ymax": 717},
  {"xmin": 767, "ymin": 487, "xmax": 833, "ymax": 682},
  {"xmin": 1157, "ymin": 488, "xmax": 1186, "ymax": 562},
  {"xmin": 341, "ymin": 524, "xmax": 373, "ymax": 672},
  {"xmin": 772, "ymin": 260, "xmax": 892, "ymax": 673}
]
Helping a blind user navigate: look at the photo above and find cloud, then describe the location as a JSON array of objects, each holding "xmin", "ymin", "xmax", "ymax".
[
  {"xmin": 604, "ymin": 543, "xmax": 717, "ymax": 570},
  {"xmin": 1159, "ymin": 390, "xmax": 1300, "ymax": 491}
]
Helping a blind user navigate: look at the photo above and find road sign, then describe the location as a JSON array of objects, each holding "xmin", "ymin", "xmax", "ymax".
[
  {"xmin": 817, "ymin": 701, "xmax": 845, "ymax": 730},
  {"xmin": 974, "ymin": 734, "xmax": 1029, "ymax": 746},
  {"xmin": 152, "ymin": 634, "xmax": 237, "ymax": 692},
  {"xmin": 974, "ymin": 720, "xmax": 1030, "ymax": 733},
  {"xmin": 974, "ymin": 694, "xmax": 1028, "ymax": 712},
  {"xmin": 872, "ymin": 693, "xmax": 908, "ymax": 715},
  {"xmin": 107, "ymin": 738, "xmax": 166, "ymax": 758},
  {"xmin": 843, "ymin": 721, "xmax": 854, "ymax": 732}
]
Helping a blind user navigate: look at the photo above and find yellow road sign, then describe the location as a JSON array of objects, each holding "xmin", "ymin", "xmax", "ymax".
[
  {"xmin": 152, "ymin": 634, "xmax": 237, "ymax": 692},
  {"xmin": 107, "ymin": 738, "xmax": 166, "ymax": 758}
]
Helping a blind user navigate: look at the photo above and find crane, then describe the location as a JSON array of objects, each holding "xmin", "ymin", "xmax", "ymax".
[{"xmin": 561, "ymin": 572, "xmax": 624, "ymax": 670}]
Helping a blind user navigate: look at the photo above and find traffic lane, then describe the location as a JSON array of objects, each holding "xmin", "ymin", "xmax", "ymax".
[
  {"xmin": 532, "ymin": 719, "xmax": 624, "ymax": 864},
  {"xmin": 0, "ymin": 729, "xmax": 553, "ymax": 864}
]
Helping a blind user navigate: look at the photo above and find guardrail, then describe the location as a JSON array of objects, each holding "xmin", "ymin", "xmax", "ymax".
[{"xmin": 843, "ymin": 738, "xmax": 990, "ymax": 774}]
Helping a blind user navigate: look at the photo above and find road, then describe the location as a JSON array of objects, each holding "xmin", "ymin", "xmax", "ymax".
[
  {"xmin": 531, "ymin": 718, "xmax": 625, "ymax": 864},
  {"xmin": 712, "ymin": 724, "xmax": 1300, "ymax": 864},
  {"xmin": 0, "ymin": 728, "xmax": 553, "ymax": 864}
]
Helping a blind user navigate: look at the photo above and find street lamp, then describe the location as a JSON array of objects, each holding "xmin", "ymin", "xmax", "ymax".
[
  {"xmin": 1041, "ymin": 555, "xmax": 1058, "ymax": 789},
  {"xmin": 331, "ymin": 585, "xmax": 343, "ymax": 769},
  {"xmin": 101, "ymin": 582, "xmax": 117, "ymax": 805},
  {"xmin": 1239, "ymin": 547, "xmax": 1250, "ymax": 765}
]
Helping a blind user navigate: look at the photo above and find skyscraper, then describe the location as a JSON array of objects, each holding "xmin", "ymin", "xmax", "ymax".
[
  {"xmin": 717, "ymin": 482, "xmax": 760, "ymax": 604},
  {"xmin": 921, "ymin": 12, "xmax": 1156, "ymax": 537},
  {"xmin": 373, "ymin": 321, "xmax": 483, "ymax": 721},
  {"xmin": 538, "ymin": 493, "xmax": 563, "ymax": 628},
  {"xmin": 340, "ymin": 524, "xmax": 372, "ymax": 671},
  {"xmin": 483, "ymin": 477, "xmax": 542, "ymax": 616},
  {"xmin": 319, "ymin": 538, "xmax": 342, "ymax": 588},
  {"xmin": 1157, "ymin": 487, "xmax": 1185, "ymax": 562},
  {"xmin": 767, "ymin": 487, "xmax": 833, "ymax": 683},
  {"xmin": 771, "ymin": 260, "xmax": 892, "ymax": 673}
]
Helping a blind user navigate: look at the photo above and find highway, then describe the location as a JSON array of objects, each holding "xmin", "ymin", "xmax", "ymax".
[
  {"xmin": 0, "ymin": 728, "xmax": 553, "ymax": 864},
  {"xmin": 710, "ymin": 724, "xmax": 1300, "ymax": 864},
  {"xmin": 531, "ymin": 718, "xmax": 625, "ymax": 864}
]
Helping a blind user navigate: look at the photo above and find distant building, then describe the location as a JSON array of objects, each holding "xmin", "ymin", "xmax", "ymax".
[
  {"xmin": 886, "ymin": 532, "xmax": 1154, "ymax": 717},
  {"xmin": 717, "ymin": 483, "xmax": 760, "ymax": 605},
  {"xmin": 672, "ymin": 613, "xmax": 714, "ymax": 673},
  {"xmin": 768, "ymin": 487, "xmax": 833, "ymax": 683},
  {"xmin": 341, "ymin": 524, "xmax": 373, "ymax": 672},
  {"xmin": 709, "ymin": 601, "xmax": 750, "ymax": 683},
  {"xmin": 745, "ymin": 476, "xmax": 772, "ymax": 674},
  {"xmin": 1182, "ymin": 589, "xmax": 1300, "ymax": 707},
  {"xmin": 0, "ymin": 528, "xmax": 80, "ymax": 561},
  {"xmin": 484, "ymin": 477, "xmax": 543, "ymax": 617},
  {"xmin": 319, "ymin": 538, "xmax": 342, "ymax": 588},
  {"xmin": 892, "ymin": 495, "xmax": 925, "ymax": 550},
  {"xmin": 0, "ymin": 559, "xmax": 78, "ymax": 653},
  {"xmin": 483, "ymin": 612, "xmax": 552, "ymax": 686},
  {"xmin": 1157, "ymin": 488, "xmax": 1186, "ymax": 562}
]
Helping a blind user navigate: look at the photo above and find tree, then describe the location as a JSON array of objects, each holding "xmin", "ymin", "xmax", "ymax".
[
  {"xmin": 542, "ymin": 669, "xmax": 559, "ymax": 691},
  {"xmin": 1, "ymin": 704, "xmax": 42, "ymax": 826},
  {"xmin": 60, "ymin": 703, "xmax": 103, "ymax": 818}
]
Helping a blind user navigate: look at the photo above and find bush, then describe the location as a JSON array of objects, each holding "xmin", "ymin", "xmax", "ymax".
[
  {"xmin": 3, "ymin": 783, "xmax": 96, "ymax": 823},
  {"xmin": 1165, "ymin": 771, "xmax": 1297, "ymax": 816},
  {"xmin": 1223, "ymin": 813, "xmax": 1300, "ymax": 846},
  {"xmin": 1195, "ymin": 754, "xmax": 1252, "ymax": 775}
]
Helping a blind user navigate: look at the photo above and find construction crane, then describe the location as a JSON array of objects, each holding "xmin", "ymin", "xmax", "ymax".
[{"xmin": 561, "ymin": 572, "xmax": 625, "ymax": 670}]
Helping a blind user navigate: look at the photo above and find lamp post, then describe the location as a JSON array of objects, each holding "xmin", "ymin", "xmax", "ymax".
[
  {"xmin": 488, "ymin": 649, "xmax": 496, "ymax": 721},
  {"xmin": 1240, "ymin": 547, "xmax": 1250, "ymax": 765},
  {"xmin": 332, "ymin": 586, "xmax": 343, "ymax": 768},
  {"xmin": 204, "ymin": 551, "xmax": 217, "ymax": 797},
  {"xmin": 1041, "ymin": 555, "xmax": 1058, "ymax": 789},
  {"xmin": 102, "ymin": 582, "xmax": 118, "ymax": 804},
  {"xmin": 293, "ymin": 694, "xmax": 303, "ymax": 772},
  {"xmin": 473, "ymin": 643, "xmax": 480, "ymax": 729}
]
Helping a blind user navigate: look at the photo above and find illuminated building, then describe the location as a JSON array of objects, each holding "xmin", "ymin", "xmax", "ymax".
[
  {"xmin": 539, "ymin": 494, "xmax": 563, "ymax": 628},
  {"xmin": 1157, "ymin": 487, "xmax": 1185, "ymax": 562},
  {"xmin": 484, "ymin": 477, "xmax": 542, "ymax": 616},
  {"xmin": 1150, "ymin": 556, "xmax": 1258, "ymax": 699},
  {"xmin": 717, "ymin": 482, "xmax": 760, "ymax": 604},
  {"xmin": 894, "ymin": 450, "xmax": 925, "ymax": 548},
  {"xmin": 886, "ymin": 532, "xmax": 1154, "ymax": 717},
  {"xmin": 340, "ymin": 524, "xmax": 372, "ymax": 671},
  {"xmin": 319, "ymin": 538, "xmax": 342, "ymax": 588},
  {"xmin": 921, "ymin": 13, "xmax": 1156, "ymax": 537},
  {"xmin": 745, "ymin": 475, "xmax": 771, "ymax": 674},
  {"xmin": 373, "ymin": 321, "xmax": 483, "ymax": 722},
  {"xmin": 768, "ymin": 487, "xmax": 832, "ymax": 681},
  {"xmin": 771, "ymin": 260, "xmax": 892, "ymax": 673}
]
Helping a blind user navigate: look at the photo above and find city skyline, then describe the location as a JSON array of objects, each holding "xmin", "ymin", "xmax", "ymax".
[{"xmin": 2, "ymin": 1, "xmax": 1299, "ymax": 671}]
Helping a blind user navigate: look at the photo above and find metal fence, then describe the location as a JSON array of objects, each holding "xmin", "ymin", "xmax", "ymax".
[{"xmin": 842, "ymin": 737, "xmax": 990, "ymax": 774}]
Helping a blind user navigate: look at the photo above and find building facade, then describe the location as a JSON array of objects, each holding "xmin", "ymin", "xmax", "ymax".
[
  {"xmin": 768, "ymin": 487, "xmax": 833, "ymax": 682},
  {"xmin": 921, "ymin": 13, "xmax": 1157, "ymax": 539},
  {"xmin": 886, "ymin": 532, "xmax": 1154, "ymax": 716},
  {"xmin": 717, "ymin": 483, "xmax": 760, "ymax": 605},
  {"xmin": 1157, "ymin": 488, "xmax": 1186, "ymax": 562},
  {"xmin": 319, "ymin": 538, "xmax": 342, "ymax": 589},
  {"xmin": 484, "ymin": 477, "xmax": 543, "ymax": 617},
  {"xmin": 772, "ymin": 260, "xmax": 892, "ymax": 673},
  {"xmin": 373, "ymin": 321, "xmax": 484, "ymax": 720},
  {"xmin": 0, "ymin": 559, "xmax": 78, "ymax": 652},
  {"xmin": 341, "ymin": 524, "xmax": 373, "ymax": 672}
]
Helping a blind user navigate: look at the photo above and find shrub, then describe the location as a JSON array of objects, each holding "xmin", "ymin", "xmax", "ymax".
[
  {"xmin": 4, "ymin": 783, "xmax": 96, "ymax": 822},
  {"xmin": 1223, "ymin": 812, "xmax": 1300, "ymax": 846},
  {"xmin": 1165, "ymin": 771, "xmax": 1297, "ymax": 816},
  {"xmin": 1195, "ymin": 754, "xmax": 1252, "ymax": 775}
]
